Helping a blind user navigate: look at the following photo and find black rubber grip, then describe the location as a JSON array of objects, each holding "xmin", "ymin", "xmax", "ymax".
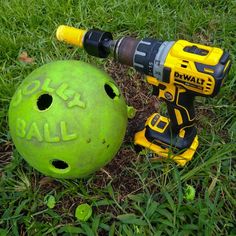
[
  {"xmin": 133, "ymin": 38, "xmax": 163, "ymax": 76},
  {"xmin": 166, "ymin": 89, "xmax": 195, "ymax": 133}
]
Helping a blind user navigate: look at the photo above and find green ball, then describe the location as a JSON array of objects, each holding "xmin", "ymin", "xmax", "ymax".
[{"xmin": 8, "ymin": 60, "xmax": 128, "ymax": 179}]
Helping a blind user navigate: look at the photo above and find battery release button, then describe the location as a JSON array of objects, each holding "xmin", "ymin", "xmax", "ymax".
[{"xmin": 156, "ymin": 120, "xmax": 167, "ymax": 129}]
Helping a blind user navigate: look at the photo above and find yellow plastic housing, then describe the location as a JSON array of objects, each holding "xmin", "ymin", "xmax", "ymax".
[
  {"xmin": 164, "ymin": 40, "xmax": 224, "ymax": 95},
  {"xmin": 56, "ymin": 25, "xmax": 86, "ymax": 48}
]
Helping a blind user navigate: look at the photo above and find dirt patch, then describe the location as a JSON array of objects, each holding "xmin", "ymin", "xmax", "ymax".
[
  {"xmin": 105, "ymin": 60, "xmax": 159, "ymax": 142},
  {"xmin": 97, "ymin": 61, "xmax": 158, "ymax": 192},
  {"xmin": 93, "ymin": 147, "xmax": 141, "ymax": 197},
  {"xmin": 0, "ymin": 141, "xmax": 13, "ymax": 172}
]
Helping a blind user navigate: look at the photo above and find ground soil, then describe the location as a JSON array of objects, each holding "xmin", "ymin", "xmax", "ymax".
[
  {"xmin": 105, "ymin": 60, "xmax": 159, "ymax": 142},
  {"xmin": 94, "ymin": 60, "xmax": 159, "ymax": 192}
]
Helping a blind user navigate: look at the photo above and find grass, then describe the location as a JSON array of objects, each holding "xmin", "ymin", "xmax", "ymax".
[{"xmin": 0, "ymin": 0, "xmax": 236, "ymax": 235}]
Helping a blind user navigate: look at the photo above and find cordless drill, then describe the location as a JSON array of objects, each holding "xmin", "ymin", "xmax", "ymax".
[{"xmin": 56, "ymin": 25, "xmax": 231, "ymax": 166}]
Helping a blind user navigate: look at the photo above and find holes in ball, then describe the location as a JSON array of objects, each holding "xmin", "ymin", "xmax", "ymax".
[
  {"xmin": 104, "ymin": 83, "xmax": 119, "ymax": 99},
  {"xmin": 51, "ymin": 159, "xmax": 69, "ymax": 170},
  {"xmin": 37, "ymin": 94, "xmax": 53, "ymax": 111}
]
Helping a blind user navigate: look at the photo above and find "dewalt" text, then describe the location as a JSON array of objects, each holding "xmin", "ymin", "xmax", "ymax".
[{"xmin": 174, "ymin": 72, "xmax": 204, "ymax": 85}]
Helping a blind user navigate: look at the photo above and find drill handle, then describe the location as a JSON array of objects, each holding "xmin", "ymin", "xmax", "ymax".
[
  {"xmin": 151, "ymin": 79, "xmax": 196, "ymax": 133},
  {"xmin": 165, "ymin": 87, "xmax": 195, "ymax": 133}
]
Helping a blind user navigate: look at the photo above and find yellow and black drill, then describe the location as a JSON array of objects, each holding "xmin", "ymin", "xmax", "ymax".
[{"xmin": 56, "ymin": 25, "xmax": 231, "ymax": 166}]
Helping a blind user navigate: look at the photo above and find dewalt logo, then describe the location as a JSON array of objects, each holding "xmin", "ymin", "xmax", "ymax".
[{"xmin": 174, "ymin": 72, "xmax": 204, "ymax": 85}]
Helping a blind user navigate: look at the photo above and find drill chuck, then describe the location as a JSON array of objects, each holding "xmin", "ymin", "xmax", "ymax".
[
  {"xmin": 56, "ymin": 26, "xmax": 175, "ymax": 80},
  {"xmin": 82, "ymin": 30, "xmax": 175, "ymax": 81},
  {"xmin": 114, "ymin": 37, "xmax": 139, "ymax": 66},
  {"xmin": 82, "ymin": 30, "xmax": 176, "ymax": 81},
  {"xmin": 83, "ymin": 30, "xmax": 176, "ymax": 81}
]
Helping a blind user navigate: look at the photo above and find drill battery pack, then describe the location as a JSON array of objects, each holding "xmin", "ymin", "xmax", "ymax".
[{"xmin": 134, "ymin": 113, "xmax": 199, "ymax": 166}]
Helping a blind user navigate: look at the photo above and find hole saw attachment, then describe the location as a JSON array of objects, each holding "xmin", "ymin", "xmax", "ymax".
[{"xmin": 56, "ymin": 25, "xmax": 231, "ymax": 166}]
